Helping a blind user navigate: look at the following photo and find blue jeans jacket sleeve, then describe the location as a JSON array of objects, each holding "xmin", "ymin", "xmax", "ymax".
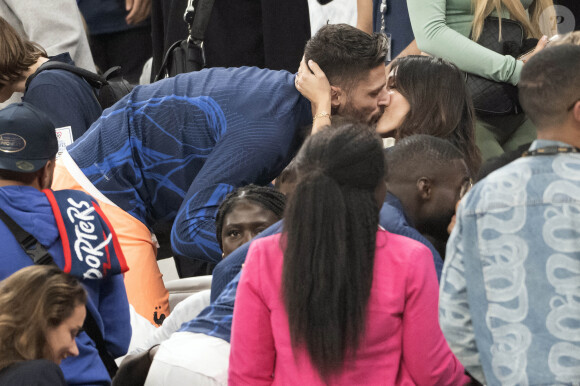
[{"xmin": 439, "ymin": 203, "xmax": 485, "ymax": 383}]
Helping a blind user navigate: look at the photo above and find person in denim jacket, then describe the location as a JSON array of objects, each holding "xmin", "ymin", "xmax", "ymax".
[{"xmin": 440, "ymin": 44, "xmax": 580, "ymax": 384}]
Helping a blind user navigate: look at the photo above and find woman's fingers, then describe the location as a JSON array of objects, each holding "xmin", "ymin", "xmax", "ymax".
[{"xmin": 306, "ymin": 60, "xmax": 325, "ymax": 79}]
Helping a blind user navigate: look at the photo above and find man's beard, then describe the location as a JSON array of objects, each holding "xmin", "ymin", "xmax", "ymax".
[{"xmin": 341, "ymin": 103, "xmax": 384, "ymax": 126}]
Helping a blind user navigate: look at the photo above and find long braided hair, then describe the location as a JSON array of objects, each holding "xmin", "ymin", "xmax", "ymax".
[{"xmin": 282, "ymin": 122, "xmax": 384, "ymax": 382}]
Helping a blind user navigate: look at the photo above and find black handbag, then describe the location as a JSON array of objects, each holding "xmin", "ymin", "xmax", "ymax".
[
  {"xmin": 465, "ymin": 16, "xmax": 526, "ymax": 116},
  {"xmin": 154, "ymin": 0, "xmax": 215, "ymax": 82}
]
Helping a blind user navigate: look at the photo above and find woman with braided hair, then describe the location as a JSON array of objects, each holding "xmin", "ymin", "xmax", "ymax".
[
  {"xmin": 215, "ymin": 184, "xmax": 286, "ymax": 259},
  {"xmin": 229, "ymin": 123, "xmax": 469, "ymax": 385}
]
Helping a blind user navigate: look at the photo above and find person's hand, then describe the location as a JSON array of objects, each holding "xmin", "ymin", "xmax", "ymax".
[
  {"xmin": 520, "ymin": 35, "xmax": 549, "ymax": 64},
  {"xmin": 295, "ymin": 58, "xmax": 332, "ymax": 113},
  {"xmin": 126, "ymin": 0, "xmax": 151, "ymax": 25}
]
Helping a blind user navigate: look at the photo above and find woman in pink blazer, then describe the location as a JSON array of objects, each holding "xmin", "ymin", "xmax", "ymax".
[{"xmin": 229, "ymin": 123, "xmax": 469, "ymax": 385}]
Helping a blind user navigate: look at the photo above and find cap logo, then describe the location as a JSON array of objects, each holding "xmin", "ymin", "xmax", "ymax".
[
  {"xmin": 0, "ymin": 133, "xmax": 26, "ymax": 153},
  {"xmin": 15, "ymin": 161, "xmax": 34, "ymax": 171}
]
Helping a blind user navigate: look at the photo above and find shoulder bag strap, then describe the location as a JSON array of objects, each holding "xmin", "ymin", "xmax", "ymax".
[
  {"xmin": 189, "ymin": 0, "xmax": 216, "ymax": 44},
  {"xmin": 25, "ymin": 61, "xmax": 107, "ymax": 92},
  {"xmin": 0, "ymin": 208, "xmax": 54, "ymax": 265}
]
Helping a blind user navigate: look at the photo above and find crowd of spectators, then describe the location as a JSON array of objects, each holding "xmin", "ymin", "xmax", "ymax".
[{"xmin": 0, "ymin": 0, "xmax": 579, "ymax": 385}]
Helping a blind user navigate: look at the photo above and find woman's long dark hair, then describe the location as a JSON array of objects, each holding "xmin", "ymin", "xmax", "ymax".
[
  {"xmin": 391, "ymin": 55, "xmax": 482, "ymax": 176},
  {"xmin": 282, "ymin": 122, "xmax": 384, "ymax": 381}
]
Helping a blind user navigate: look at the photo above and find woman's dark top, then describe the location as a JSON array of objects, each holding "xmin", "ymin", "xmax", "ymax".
[{"xmin": 0, "ymin": 360, "xmax": 66, "ymax": 386}]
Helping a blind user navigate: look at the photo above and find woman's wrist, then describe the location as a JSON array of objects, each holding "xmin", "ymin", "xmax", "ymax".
[
  {"xmin": 313, "ymin": 112, "xmax": 331, "ymax": 122},
  {"xmin": 311, "ymin": 99, "xmax": 332, "ymax": 115}
]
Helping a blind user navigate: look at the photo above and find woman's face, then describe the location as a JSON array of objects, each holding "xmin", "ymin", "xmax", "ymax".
[
  {"xmin": 0, "ymin": 77, "xmax": 27, "ymax": 103},
  {"xmin": 45, "ymin": 304, "xmax": 85, "ymax": 365},
  {"xmin": 0, "ymin": 81, "xmax": 17, "ymax": 103},
  {"xmin": 221, "ymin": 200, "xmax": 280, "ymax": 258},
  {"xmin": 375, "ymin": 69, "xmax": 411, "ymax": 137}
]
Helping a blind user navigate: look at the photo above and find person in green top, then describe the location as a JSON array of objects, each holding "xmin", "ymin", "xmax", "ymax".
[{"xmin": 407, "ymin": 0, "xmax": 556, "ymax": 160}]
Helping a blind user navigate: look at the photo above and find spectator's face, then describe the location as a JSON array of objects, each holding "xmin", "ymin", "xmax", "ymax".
[
  {"xmin": 339, "ymin": 65, "xmax": 388, "ymax": 125},
  {"xmin": 0, "ymin": 81, "xmax": 17, "ymax": 103},
  {"xmin": 45, "ymin": 304, "xmax": 85, "ymax": 364},
  {"xmin": 221, "ymin": 200, "xmax": 280, "ymax": 257},
  {"xmin": 0, "ymin": 77, "xmax": 26, "ymax": 103},
  {"xmin": 421, "ymin": 159, "xmax": 470, "ymax": 241},
  {"xmin": 375, "ymin": 69, "xmax": 410, "ymax": 137}
]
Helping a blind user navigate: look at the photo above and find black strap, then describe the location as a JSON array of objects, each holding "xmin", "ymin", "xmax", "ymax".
[
  {"xmin": 84, "ymin": 311, "xmax": 119, "ymax": 378},
  {"xmin": 188, "ymin": 0, "xmax": 215, "ymax": 44},
  {"xmin": 0, "ymin": 208, "xmax": 54, "ymax": 265},
  {"xmin": 0, "ymin": 208, "xmax": 118, "ymax": 379},
  {"xmin": 153, "ymin": 0, "xmax": 214, "ymax": 82},
  {"xmin": 25, "ymin": 61, "xmax": 108, "ymax": 92}
]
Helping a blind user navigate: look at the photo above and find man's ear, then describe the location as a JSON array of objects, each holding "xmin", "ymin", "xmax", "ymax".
[
  {"xmin": 330, "ymin": 85, "xmax": 344, "ymax": 109},
  {"xmin": 416, "ymin": 177, "xmax": 432, "ymax": 201},
  {"xmin": 573, "ymin": 100, "xmax": 580, "ymax": 124},
  {"xmin": 38, "ymin": 159, "xmax": 56, "ymax": 190}
]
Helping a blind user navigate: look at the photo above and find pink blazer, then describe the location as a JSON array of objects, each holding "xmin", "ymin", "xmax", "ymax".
[{"xmin": 229, "ymin": 230, "xmax": 468, "ymax": 385}]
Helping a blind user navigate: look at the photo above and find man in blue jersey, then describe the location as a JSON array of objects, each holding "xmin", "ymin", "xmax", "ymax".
[{"xmin": 52, "ymin": 24, "xmax": 390, "ymax": 325}]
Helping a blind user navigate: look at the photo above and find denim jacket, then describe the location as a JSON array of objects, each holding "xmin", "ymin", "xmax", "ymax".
[{"xmin": 440, "ymin": 139, "xmax": 580, "ymax": 385}]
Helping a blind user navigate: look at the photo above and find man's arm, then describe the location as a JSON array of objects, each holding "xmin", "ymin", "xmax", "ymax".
[
  {"xmin": 439, "ymin": 206, "xmax": 486, "ymax": 383},
  {"xmin": 356, "ymin": 0, "xmax": 373, "ymax": 34},
  {"xmin": 171, "ymin": 121, "xmax": 295, "ymax": 265}
]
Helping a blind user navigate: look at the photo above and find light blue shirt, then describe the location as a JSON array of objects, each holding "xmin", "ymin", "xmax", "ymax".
[{"xmin": 440, "ymin": 139, "xmax": 580, "ymax": 384}]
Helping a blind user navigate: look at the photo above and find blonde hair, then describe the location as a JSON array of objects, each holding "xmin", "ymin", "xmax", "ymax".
[
  {"xmin": 471, "ymin": 0, "xmax": 556, "ymax": 41},
  {"xmin": 0, "ymin": 266, "xmax": 86, "ymax": 370}
]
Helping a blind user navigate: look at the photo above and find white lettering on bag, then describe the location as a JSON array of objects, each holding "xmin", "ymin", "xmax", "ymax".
[{"xmin": 66, "ymin": 198, "xmax": 113, "ymax": 279}]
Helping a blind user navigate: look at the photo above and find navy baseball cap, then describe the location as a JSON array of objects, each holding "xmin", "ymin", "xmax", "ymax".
[{"xmin": 0, "ymin": 102, "xmax": 58, "ymax": 172}]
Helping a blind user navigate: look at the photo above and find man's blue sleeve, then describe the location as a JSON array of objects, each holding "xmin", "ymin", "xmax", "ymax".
[{"xmin": 170, "ymin": 119, "xmax": 294, "ymax": 265}]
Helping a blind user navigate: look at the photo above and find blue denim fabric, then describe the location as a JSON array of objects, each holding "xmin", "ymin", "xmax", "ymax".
[{"xmin": 440, "ymin": 139, "xmax": 580, "ymax": 384}]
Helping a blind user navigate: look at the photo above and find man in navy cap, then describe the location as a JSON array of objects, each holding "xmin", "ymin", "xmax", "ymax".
[{"xmin": 0, "ymin": 102, "xmax": 131, "ymax": 385}]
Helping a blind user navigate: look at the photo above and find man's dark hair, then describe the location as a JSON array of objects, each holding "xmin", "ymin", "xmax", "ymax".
[
  {"xmin": 389, "ymin": 56, "xmax": 480, "ymax": 176},
  {"xmin": 0, "ymin": 168, "xmax": 42, "ymax": 185},
  {"xmin": 519, "ymin": 45, "xmax": 580, "ymax": 129},
  {"xmin": 303, "ymin": 24, "xmax": 387, "ymax": 90},
  {"xmin": 385, "ymin": 135, "xmax": 465, "ymax": 182},
  {"xmin": 282, "ymin": 122, "xmax": 384, "ymax": 381},
  {"xmin": 215, "ymin": 184, "xmax": 286, "ymax": 251}
]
